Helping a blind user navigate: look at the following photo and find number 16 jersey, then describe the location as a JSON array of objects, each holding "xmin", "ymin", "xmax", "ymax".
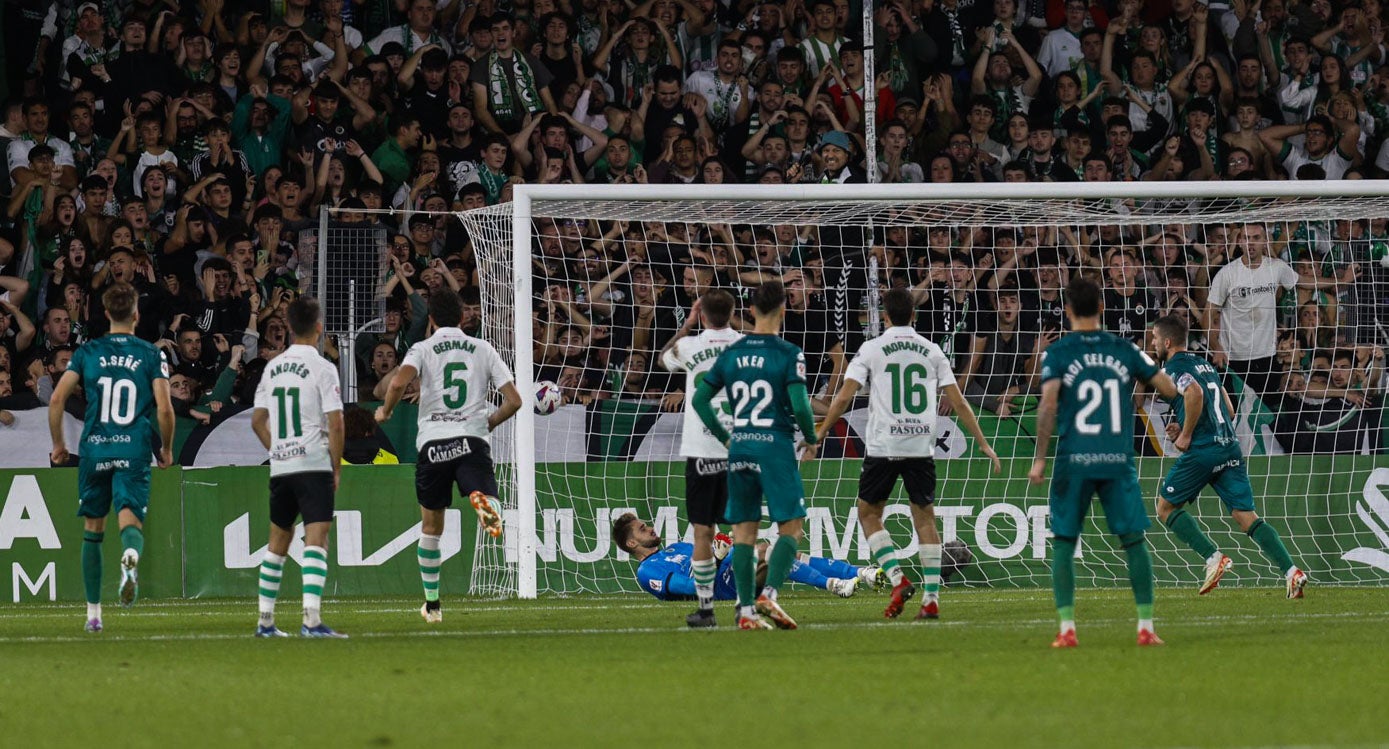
[
  {"xmin": 402, "ymin": 327, "xmax": 513, "ymax": 451},
  {"xmin": 844, "ymin": 326, "xmax": 955, "ymax": 458}
]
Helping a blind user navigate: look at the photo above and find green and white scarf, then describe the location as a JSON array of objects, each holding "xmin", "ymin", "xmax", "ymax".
[{"xmin": 488, "ymin": 51, "xmax": 543, "ymax": 123}]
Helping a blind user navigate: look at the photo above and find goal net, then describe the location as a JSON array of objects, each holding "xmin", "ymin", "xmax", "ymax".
[{"xmin": 400, "ymin": 182, "xmax": 1387, "ymax": 598}]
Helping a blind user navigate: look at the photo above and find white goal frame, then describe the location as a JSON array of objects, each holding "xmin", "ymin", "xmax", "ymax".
[{"xmin": 506, "ymin": 180, "xmax": 1389, "ymax": 599}]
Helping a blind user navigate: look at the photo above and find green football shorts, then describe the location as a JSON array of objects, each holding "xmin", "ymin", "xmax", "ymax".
[
  {"xmin": 78, "ymin": 457, "xmax": 151, "ymax": 522},
  {"xmin": 725, "ymin": 432, "xmax": 806, "ymax": 524},
  {"xmin": 1048, "ymin": 463, "xmax": 1149, "ymax": 539},
  {"xmin": 1160, "ymin": 442, "xmax": 1256, "ymax": 512}
]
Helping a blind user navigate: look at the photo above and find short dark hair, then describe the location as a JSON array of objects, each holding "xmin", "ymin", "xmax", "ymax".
[
  {"xmin": 752, "ymin": 280, "xmax": 786, "ymax": 315},
  {"xmin": 612, "ymin": 512, "xmax": 640, "ymax": 552},
  {"xmin": 102, "ymin": 283, "xmax": 139, "ymax": 324},
  {"xmin": 428, "ymin": 287, "xmax": 464, "ymax": 328},
  {"xmin": 1151, "ymin": 314, "xmax": 1187, "ymax": 346},
  {"xmin": 1066, "ymin": 277, "xmax": 1102, "ymax": 318},
  {"xmin": 700, "ymin": 289, "xmax": 734, "ymax": 327},
  {"xmin": 883, "ymin": 287, "xmax": 915, "ymax": 326},
  {"xmin": 391, "ymin": 113, "xmax": 421, "ymax": 136},
  {"xmin": 287, "ymin": 296, "xmax": 322, "ymax": 338}
]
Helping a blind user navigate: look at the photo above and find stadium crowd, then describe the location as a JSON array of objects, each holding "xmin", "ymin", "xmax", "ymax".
[{"xmin": 0, "ymin": 0, "xmax": 1385, "ymax": 452}]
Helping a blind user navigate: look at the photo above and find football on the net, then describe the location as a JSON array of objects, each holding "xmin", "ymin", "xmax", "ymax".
[{"xmin": 534, "ymin": 380, "xmax": 562, "ymax": 415}]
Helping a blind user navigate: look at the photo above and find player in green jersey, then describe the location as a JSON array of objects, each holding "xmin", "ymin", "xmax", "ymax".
[
  {"xmin": 1029, "ymin": 278, "xmax": 1177, "ymax": 648},
  {"xmin": 1148, "ymin": 315, "xmax": 1308, "ymax": 599},
  {"xmin": 48, "ymin": 284, "xmax": 175, "ymax": 633},
  {"xmin": 693, "ymin": 281, "xmax": 819, "ymax": 631}
]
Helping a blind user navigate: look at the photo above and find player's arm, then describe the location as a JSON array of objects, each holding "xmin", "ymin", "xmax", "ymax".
[
  {"xmin": 1028, "ymin": 379, "xmax": 1061, "ymax": 485},
  {"xmin": 375, "ymin": 364, "xmax": 419, "ymax": 422},
  {"xmin": 1174, "ymin": 377, "xmax": 1203, "ymax": 452},
  {"xmin": 1146, "ymin": 370, "xmax": 1178, "ymax": 401},
  {"xmin": 788, "ymin": 382, "xmax": 818, "ymax": 445},
  {"xmin": 691, "ymin": 379, "xmax": 730, "ymax": 445},
  {"xmin": 942, "ymin": 383, "xmax": 1002, "ymax": 473},
  {"xmin": 1221, "ymin": 387, "xmax": 1236, "ymax": 423},
  {"xmin": 48, "ymin": 370, "xmax": 81, "ymax": 464},
  {"xmin": 665, "ymin": 571, "xmax": 697, "ymax": 597},
  {"xmin": 658, "ymin": 299, "xmax": 701, "ymax": 371},
  {"xmin": 488, "ymin": 381, "xmax": 523, "ymax": 432},
  {"xmin": 251, "ymin": 408, "xmax": 273, "ymax": 450},
  {"xmin": 814, "ymin": 378, "xmax": 860, "ymax": 444},
  {"xmin": 326, "ymin": 408, "xmax": 344, "ymax": 489},
  {"xmin": 152, "ymin": 378, "xmax": 175, "ymax": 468}
]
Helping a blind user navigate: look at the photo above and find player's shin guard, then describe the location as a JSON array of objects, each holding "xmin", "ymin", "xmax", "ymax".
[
  {"xmin": 732, "ymin": 543, "xmax": 757, "ymax": 608},
  {"xmin": 301, "ymin": 546, "xmax": 329, "ymax": 628},
  {"xmin": 919, "ymin": 543, "xmax": 942, "ymax": 601},
  {"xmin": 258, "ymin": 552, "xmax": 285, "ymax": 625},
  {"xmin": 1120, "ymin": 532, "xmax": 1156, "ymax": 627},
  {"xmin": 418, "ymin": 534, "xmax": 442, "ymax": 602},
  {"xmin": 786, "ymin": 557, "xmax": 830, "ymax": 589},
  {"xmin": 1247, "ymin": 519, "xmax": 1296, "ymax": 575},
  {"xmin": 763, "ymin": 535, "xmax": 799, "ymax": 596},
  {"xmin": 1164, "ymin": 508, "xmax": 1218, "ymax": 560},
  {"xmin": 1051, "ymin": 536, "xmax": 1077, "ymax": 631},
  {"xmin": 867, "ymin": 530, "xmax": 904, "ymax": 585},
  {"xmin": 82, "ymin": 531, "xmax": 104, "ymax": 605},
  {"xmin": 691, "ymin": 558, "xmax": 717, "ymax": 611}
]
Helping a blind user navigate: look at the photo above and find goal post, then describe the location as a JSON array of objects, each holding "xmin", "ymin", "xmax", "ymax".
[{"xmin": 449, "ymin": 181, "xmax": 1388, "ymax": 598}]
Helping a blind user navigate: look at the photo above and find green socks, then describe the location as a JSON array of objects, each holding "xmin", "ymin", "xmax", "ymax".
[
  {"xmin": 1121, "ymin": 532, "xmax": 1155, "ymax": 619},
  {"xmin": 1051, "ymin": 536, "xmax": 1077, "ymax": 622},
  {"xmin": 1248, "ymin": 519, "xmax": 1296, "ymax": 575},
  {"xmin": 119, "ymin": 525, "xmax": 144, "ymax": 558},
  {"xmin": 82, "ymin": 531, "xmax": 104, "ymax": 604},
  {"xmin": 763, "ymin": 535, "xmax": 799, "ymax": 592},
  {"xmin": 1164, "ymin": 508, "xmax": 1218, "ymax": 560},
  {"xmin": 732, "ymin": 543, "xmax": 756, "ymax": 607}
]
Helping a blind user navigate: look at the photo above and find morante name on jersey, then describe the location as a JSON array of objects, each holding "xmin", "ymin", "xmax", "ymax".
[
  {"xmin": 1062, "ymin": 353, "xmax": 1132, "ymax": 385},
  {"xmin": 433, "ymin": 339, "xmax": 478, "ymax": 355},
  {"xmin": 881, "ymin": 340, "xmax": 932, "ymax": 357}
]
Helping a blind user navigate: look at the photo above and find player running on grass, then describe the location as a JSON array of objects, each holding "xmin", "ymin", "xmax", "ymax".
[
  {"xmin": 1028, "ymin": 278, "xmax": 1178, "ymax": 648},
  {"xmin": 693, "ymin": 281, "xmax": 819, "ymax": 630},
  {"xmin": 613, "ymin": 514, "xmax": 883, "ymax": 600},
  {"xmin": 807, "ymin": 288, "xmax": 1002, "ymax": 620},
  {"xmin": 49, "ymin": 283, "xmax": 174, "ymax": 633},
  {"xmin": 1148, "ymin": 315, "xmax": 1308, "ymax": 598},
  {"xmin": 657, "ymin": 289, "xmax": 743, "ymax": 628},
  {"xmin": 251, "ymin": 298, "xmax": 347, "ymax": 638},
  {"xmin": 376, "ymin": 288, "xmax": 521, "ymax": 624}
]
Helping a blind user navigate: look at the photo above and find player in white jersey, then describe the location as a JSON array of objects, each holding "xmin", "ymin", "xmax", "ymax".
[
  {"xmin": 657, "ymin": 290, "xmax": 743, "ymax": 628},
  {"xmin": 808, "ymin": 288, "xmax": 1001, "ymax": 620},
  {"xmin": 250, "ymin": 298, "xmax": 347, "ymax": 638},
  {"xmin": 375, "ymin": 289, "xmax": 521, "ymax": 624}
]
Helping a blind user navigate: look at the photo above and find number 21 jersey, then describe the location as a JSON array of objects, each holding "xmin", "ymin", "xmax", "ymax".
[{"xmin": 402, "ymin": 327, "xmax": 514, "ymax": 451}]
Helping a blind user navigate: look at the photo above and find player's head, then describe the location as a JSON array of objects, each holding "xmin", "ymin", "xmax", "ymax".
[
  {"xmin": 612, "ymin": 513, "xmax": 659, "ymax": 558},
  {"xmin": 428, "ymin": 287, "xmax": 464, "ymax": 329},
  {"xmin": 286, "ymin": 296, "xmax": 323, "ymax": 342},
  {"xmin": 882, "ymin": 287, "xmax": 915, "ymax": 327},
  {"xmin": 102, "ymin": 283, "xmax": 140, "ymax": 328},
  {"xmin": 751, "ymin": 279, "xmax": 786, "ymax": 321},
  {"xmin": 1064, "ymin": 276, "xmax": 1102, "ymax": 323},
  {"xmin": 699, "ymin": 289, "xmax": 734, "ymax": 329},
  {"xmin": 1149, "ymin": 314, "xmax": 1188, "ymax": 362}
]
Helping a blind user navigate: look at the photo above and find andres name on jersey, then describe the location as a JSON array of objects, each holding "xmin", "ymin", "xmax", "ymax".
[
  {"xmin": 1061, "ymin": 353, "xmax": 1132, "ymax": 386},
  {"xmin": 269, "ymin": 360, "xmax": 312, "ymax": 379},
  {"xmin": 424, "ymin": 437, "xmax": 472, "ymax": 463}
]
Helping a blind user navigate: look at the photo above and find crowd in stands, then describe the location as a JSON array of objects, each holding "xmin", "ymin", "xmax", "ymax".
[{"xmin": 0, "ymin": 0, "xmax": 1384, "ymax": 452}]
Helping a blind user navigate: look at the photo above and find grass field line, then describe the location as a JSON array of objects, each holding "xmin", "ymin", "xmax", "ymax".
[{"xmin": 0, "ymin": 608, "xmax": 1382, "ymax": 644}]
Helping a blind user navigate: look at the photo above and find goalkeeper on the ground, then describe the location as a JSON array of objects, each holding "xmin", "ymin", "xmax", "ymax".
[{"xmin": 613, "ymin": 514, "xmax": 882, "ymax": 601}]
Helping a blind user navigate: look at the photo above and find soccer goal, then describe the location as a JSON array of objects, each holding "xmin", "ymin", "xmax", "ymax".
[{"xmin": 369, "ymin": 182, "xmax": 1389, "ymax": 599}]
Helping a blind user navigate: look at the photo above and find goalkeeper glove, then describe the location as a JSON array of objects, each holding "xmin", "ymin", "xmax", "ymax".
[{"xmin": 711, "ymin": 533, "xmax": 733, "ymax": 562}]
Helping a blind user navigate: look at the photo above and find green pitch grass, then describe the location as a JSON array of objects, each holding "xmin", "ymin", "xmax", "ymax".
[{"xmin": 1, "ymin": 588, "xmax": 1385, "ymax": 749}]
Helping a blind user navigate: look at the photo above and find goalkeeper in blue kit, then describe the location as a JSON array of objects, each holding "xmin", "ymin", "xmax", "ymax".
[
  {"xmin": 1148, "ymin": 315, "xmax": 1307, "ymax": 599},
  {"xmin": 614, "ymin": 514, "xmax": 881, "ymax": 600}
]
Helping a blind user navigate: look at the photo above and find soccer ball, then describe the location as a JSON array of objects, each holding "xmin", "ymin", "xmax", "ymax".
[
  {"xmin": 534, "ymin": 380, "xmax": 562, "ymax": 415},
  {"xmin": 941, "ymin": 539, "xmax": 974, "ymax": 583}
]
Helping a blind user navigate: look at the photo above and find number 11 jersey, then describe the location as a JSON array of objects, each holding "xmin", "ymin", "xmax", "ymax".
[
  {"xmin": 254, "ymin": 344, "xmax": 343, "ymax": 477},
  {"xmin": 402, "ymin": 327, "xmax": 513, "ymax": 451}
]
